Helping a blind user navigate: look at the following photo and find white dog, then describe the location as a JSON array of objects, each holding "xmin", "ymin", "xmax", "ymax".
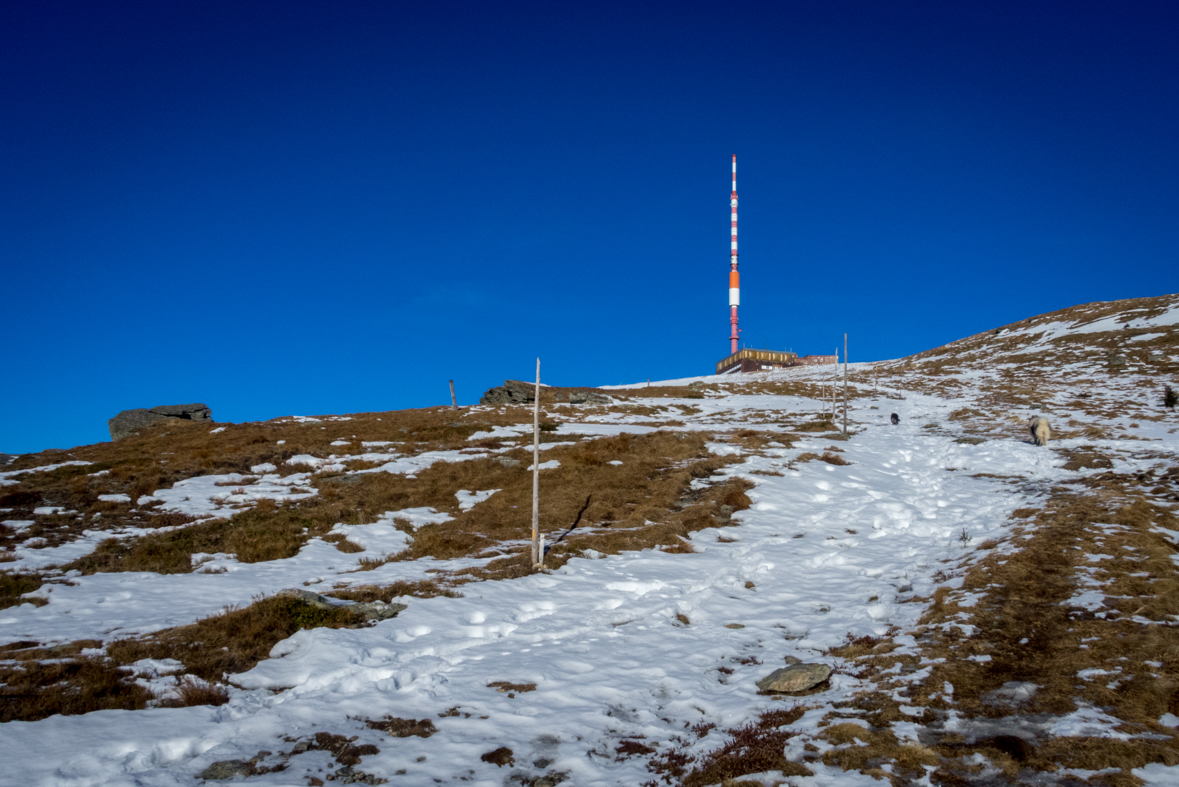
[{"xmin": 1029, "ymin": 416, "xmax": 1051, "ymax": 447}]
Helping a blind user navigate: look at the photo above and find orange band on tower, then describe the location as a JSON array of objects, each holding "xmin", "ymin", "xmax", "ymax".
[{"xmin": 729, "ymin": 270, "xmax": 740, "ymax": 288}]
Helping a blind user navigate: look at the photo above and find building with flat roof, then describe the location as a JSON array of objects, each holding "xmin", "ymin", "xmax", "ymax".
[{"xmin": 716, "ymin": 350, "xmax": 836, "ymax": 375}]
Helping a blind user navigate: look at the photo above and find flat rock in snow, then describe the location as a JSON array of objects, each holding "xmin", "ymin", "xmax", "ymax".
[{"xmin": 756, "ymin": 663, "xmax": 832, "ymax": 693}]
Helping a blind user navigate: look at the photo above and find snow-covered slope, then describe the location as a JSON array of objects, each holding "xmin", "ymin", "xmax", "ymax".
[{"xmin": 2, "ymin": 294, "xmax": 1178, "ymax": 786}]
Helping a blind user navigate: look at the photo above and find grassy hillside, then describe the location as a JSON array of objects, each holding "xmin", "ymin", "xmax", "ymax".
[{"xmin": 2, "ymin": 293, "xmax": 1178, "ymax": 786}]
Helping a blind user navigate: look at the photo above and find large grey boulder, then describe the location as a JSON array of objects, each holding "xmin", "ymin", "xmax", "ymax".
[
  {"xmin": 107, "ymin": 403, "xmax": 213, "ymax": 441},
  {"xmin": 480, "ymin": 380, "xmax": 610, "ymax": 406}
]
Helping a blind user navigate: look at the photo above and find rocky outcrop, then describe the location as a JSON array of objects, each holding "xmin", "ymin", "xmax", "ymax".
[
  {"xmin": 0, "ymin": 454, "xmax": 17, "ymax": 467},
  {"xmin": 480, "ymin": 380, "xmax": 610, "ymax": 406},
  {"xmin": 756, "ymin": 663, "xmax": 832, "ymax": 693},
  {"xmin": 107, "ymin": 403, "xmax": 213, "ymax": 441}
]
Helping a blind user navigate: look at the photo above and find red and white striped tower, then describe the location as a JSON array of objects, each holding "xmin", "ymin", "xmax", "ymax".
[{"xmin": 728, "ymin": 155, "xmax": 740, "ymax": 354}]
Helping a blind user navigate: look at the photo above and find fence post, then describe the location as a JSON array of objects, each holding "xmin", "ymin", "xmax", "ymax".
[
  {"xmin": 532, "ymin": 358, "xmax": 541, "ymax": 567},
  {"xmin": 843, "ymin": 334, "xmax": 849, "ymax": 435},
  {"xmin": 449, "ymin": 380, "xmax": 458, "ymax": 410}
]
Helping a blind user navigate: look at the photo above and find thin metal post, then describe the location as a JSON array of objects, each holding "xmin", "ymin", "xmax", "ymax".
[
  {"xmin": 843, "ymin": 334, "xmax": 849, "ymax": 435},
  {"xmin": 449, "ymin": 380, "xmax": 458, "ymax": 410},
  {"xmin": 532, "ymin": 358, "xmax": 540, "ymax": 566}
]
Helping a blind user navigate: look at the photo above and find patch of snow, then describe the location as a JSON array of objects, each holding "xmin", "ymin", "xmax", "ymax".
[
  {"xmin": 455, "ymin": 489, "xmax": 500, "ymax": 512},
  {"xmin": 0, "ymin": 460, "xmax": 92, "ymax": 487}
]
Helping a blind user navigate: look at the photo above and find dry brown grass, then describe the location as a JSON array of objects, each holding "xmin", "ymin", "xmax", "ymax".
[
  {"xmin": 5, "ymin": 425, "xmax": 760, "ymax": 725},
  {"xmin": 641, "ymin": 708, "xmax": 812, "ymax": 786},
  {"xmin": 365, "ymin": 716, "xmax": 437, "ymax": 738},
  {"xmin": 0, "ymin": 595, "xmax": 391, "ymax": 721},
  {"xmin": 62, "ymin": 428, "xmax": 739, "ymax": 579},
  {"xmin": 816, "ymin": 477, "xmax": 1179, "ymax": 785},
  {"xmin": 728, "ymin": 429, "xmax": 793, "ymax": 452},
  {"xmin": 371, "ymin": 431, "xmax": 753, "ymax": 581},
  {"xmin": 792, "ymin": 451, "xmax": 850, "ymax": 468},
  {"xmin": 488, "ymin": 681, "xmax": 536, "ymax": 693},
  {"xmin": 107, "ymin": 593, "xmax": 369, "ymax": 684},
  {"xmin": 3, "ymin": 405, "xmax": 538, "ymax": 563},
  {"xmin": 302, "ymin": 731, "xmax": 380, "ymax": 767},
  {"xmin": 0, "ymin": 571, "xmax": 44, "ymax": 610},
  {"xmin": 170, "ymin": 676, "xmax": 231, "ymax": 707},
  {"xmin": 326, "ymin": 579, "xmax": 462, "ymax": 603},
  {"xmin": 0, "ymin": 639, "xmax": 151, "ymax": 722},
  {"xmin": 1060, "ymin": 445, "xmax": 1116, "ymax": 471}
]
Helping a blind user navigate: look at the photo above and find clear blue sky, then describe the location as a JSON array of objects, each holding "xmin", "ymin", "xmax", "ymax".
[{"xmin": 3, "ymin": 1, "xmax": 1177, "ymax": 454}]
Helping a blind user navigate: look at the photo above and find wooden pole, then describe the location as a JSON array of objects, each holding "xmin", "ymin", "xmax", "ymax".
[
  {"xmin": 449, "ymin": 379, "xmax": 458, "ymax": 410},
  {"xmin": 843, "ymin": 334, "xmax": 849, "ymax": 435},
  {"xmin": 532, "ymin": 358, "xmax": 540, "ymax": 566},
  {"xmin": 832, "ymin": 347, "xmax": 838, "ymax": 418}
]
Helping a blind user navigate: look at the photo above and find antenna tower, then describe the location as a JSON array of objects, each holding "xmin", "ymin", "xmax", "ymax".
[{"xmin": 728, "ymin": 155, "xmax": 740, "ymax": 353}]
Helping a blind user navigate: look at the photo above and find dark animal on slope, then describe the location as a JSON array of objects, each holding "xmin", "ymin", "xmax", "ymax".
[
  {"xmin": 1029, "ymin": 415, "xmax": 1051, "ymax": 446},
  {"xmin": 890, "ymin": 413, "xmax": 900, "ymax": 425}
]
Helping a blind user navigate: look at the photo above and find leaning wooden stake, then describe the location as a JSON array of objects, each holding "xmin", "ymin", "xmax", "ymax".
[
  {"xmin": 843, "ymin": 333, "xmax": 849, "ymax": 435},
  {"xmin": 532, "ymin": 358, "xmax": 541, "ymax": 567},
  {"xmin": 449, "ymin": 379, "xmax": 458, "ymax": 410}
]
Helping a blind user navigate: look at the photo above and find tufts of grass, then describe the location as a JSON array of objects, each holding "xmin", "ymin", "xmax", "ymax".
[
  {"xmin": 793, "ymin": 451, "xmax": 850, "ymax": 468},
  {"xmin": 107, "ymin": 593, "xmax": 368, "ymax": 683},
  {"xmin": 365, "ymin": 716, "xmax": 436, "ymax": 738},
  {"xmin": 172, "ymin": 676, "xmax": 231, "ymax": 707},
  {"xmin": 1060, "ymin": 446, "xmax": 1115, "ymax": 471},
  {"xmin": 643, "ymin": 707, "xmax": 812, "ymax": 786},
  {"xmin": 0, "ymin": 640, "xmax": 151, "ymax": 722},
  {"xmin": 326, "ymin": 579, "xmax": 461, "ymax": 603},
  {"xmin": 5, "ymin": 405, "xmax": 540, "ymax": 560},
  {"xmin": 0, "ymin": 571, "xmax": 44, "ymax": 610}
]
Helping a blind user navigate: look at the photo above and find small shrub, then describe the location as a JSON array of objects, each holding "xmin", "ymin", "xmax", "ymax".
[
  {"xmin": 1165, "ymin": 385, "xmax": 1177, "ymax": 409},
  {"xmin": 0, "ymin": 572, "xmax": 44, "ymax": 610},
  {"xmin": 617, "ymin": 739, "xmax": 656, "ymax": 758},
  {"xmin": 481, "ymin": 747, "xmax": 514, "ymax": 767},
  {"xmin": 174, "ymin": 676, "xmax": 230, "ymax": 707},
  {"xmin": 365, "ymin": 716, "xmax": 437, "ymax": 738}
]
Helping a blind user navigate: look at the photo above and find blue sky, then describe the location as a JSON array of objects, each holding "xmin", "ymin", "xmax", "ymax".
[{"xmin": 2, "ymin": 1, "xmax": 1177, "ymax": 454}]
